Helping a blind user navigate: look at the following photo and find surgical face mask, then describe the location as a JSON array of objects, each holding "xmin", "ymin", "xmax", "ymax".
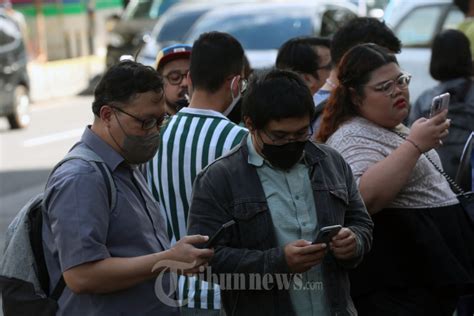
[
  {"xmin": 261, "ymin": 140, "xmax": 306, "ymax": 170},
  {"xmin": 110, "ymin": 112, "xmax": 161, "ymax": 164},
  {"xmin": 223, "ymin": 76, "xmax": 242, "ymax": 117}
]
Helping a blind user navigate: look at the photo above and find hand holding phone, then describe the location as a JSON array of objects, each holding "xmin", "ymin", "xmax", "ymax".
[
  {"xmin": 312, "ymin": 225, "xmax": 342, "ymax": 245},
  {"xmin": 429, "ymin": 92, "xmax": 450, "ymax": 118},
  {"xmin": 205, "ymin": 220, "xmax": 236, "ymax": 248}
]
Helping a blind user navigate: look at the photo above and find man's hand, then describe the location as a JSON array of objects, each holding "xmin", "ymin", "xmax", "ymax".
[
  {"xmin": 159, "ymin": 235, "xmax": 214, "ymax": 275},
  {"xmin": 329, "ymin": 228, "xmax": 358, "ymax": 260},
  {"xmin": 284, "ymin": 240, "xmax": 327, "ymax": 273}
]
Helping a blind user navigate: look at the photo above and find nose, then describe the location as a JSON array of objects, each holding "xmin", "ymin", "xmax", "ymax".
[
  {"xmin": 180, "ymin": 74, "xmax": 189, "ymax": 87},
  {"xmin": 390, "ymin": 83, "xmax": 404, "ymax": 97}
]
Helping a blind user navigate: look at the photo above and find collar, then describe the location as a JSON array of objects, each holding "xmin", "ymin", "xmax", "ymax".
[
  {"xmin": 179, "ymin": 107, "xmax": 229, "ymax": 120},
  {"xmin": 80, "ymin": 126, "xmax": 125, "ymax": 171},
  {"xmin": 247, "ymin": 134, "xmax": 265, "ymax": 167}
]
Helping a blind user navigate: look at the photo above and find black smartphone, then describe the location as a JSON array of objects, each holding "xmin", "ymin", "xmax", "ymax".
[
  {"xmin": 312, "ymin": 225, "xmax": 342, "ymax": 244},
  {"xmin": 205, "ymin": 220, "xmax": 236, "ymax": 248}
]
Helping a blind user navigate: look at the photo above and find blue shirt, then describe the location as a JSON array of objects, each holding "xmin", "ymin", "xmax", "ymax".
[
  {"xmin": 42, "ymin": 127, "xmax": 178, "ymax": 316},
  {"xmin": 246, "ymin": 136, "xmax": 330, "ymax": 316}
]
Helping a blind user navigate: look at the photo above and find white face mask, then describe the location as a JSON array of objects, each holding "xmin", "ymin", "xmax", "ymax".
[{"xmin": 223, "ymin": 76, "xmax": 241, "ymax": 117}]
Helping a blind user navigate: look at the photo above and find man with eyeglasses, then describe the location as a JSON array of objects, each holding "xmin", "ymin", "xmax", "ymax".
[
  {"xmin": 147, "ymin": 31, "xmax": 248, "ymax": 316},
  {"xmin": 155, "ymin": 44, "xmax": 192, "ymax": 116},
  {"xmin": 41, "ymin": 61, "xmax": 213, "ymax": 315},
  {"xmin": 187, "ymin": 69, "xmax": 373, "ymax": 316},
  {"xmin": 276, "ymin": 36, "xmax": 332, "ymax": 105}
]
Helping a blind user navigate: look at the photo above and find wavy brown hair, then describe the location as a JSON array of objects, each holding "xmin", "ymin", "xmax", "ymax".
[{"xmin": 317, "ymin": 43, "xmax": 398, "ymax": 142}]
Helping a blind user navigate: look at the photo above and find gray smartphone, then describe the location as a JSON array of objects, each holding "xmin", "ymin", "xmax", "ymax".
[
  {"xmin": 429, "ymin": 92, "xmax": 450, "ymax": 118},
  {"xmin": 205, "ymin": 220, "xmax": 236, "ymax": 248},
  {"xmin": 312, "ymin": 225, "xmax": 342, "ymax": 244}
]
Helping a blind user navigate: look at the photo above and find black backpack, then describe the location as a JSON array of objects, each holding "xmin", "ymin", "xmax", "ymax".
[
  {"xmin": 425, "ymin": 79, "xmax": 474, "ymax": 180},
  {"xmin": 0, "ymin": 146, "xmax": 116, "ymax": 316}
]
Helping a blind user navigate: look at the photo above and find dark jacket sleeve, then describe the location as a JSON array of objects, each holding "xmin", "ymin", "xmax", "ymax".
[{"xmin": 187, "ymin": 162, "xmax": 290, "ymax": 280}]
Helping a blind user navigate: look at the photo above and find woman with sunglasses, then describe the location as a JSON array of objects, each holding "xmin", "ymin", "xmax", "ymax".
[{"xmin": 317, "ymin": 43, "xmax": 474, "ymax": 315}]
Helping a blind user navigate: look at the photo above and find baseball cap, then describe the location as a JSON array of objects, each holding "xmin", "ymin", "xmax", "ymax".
[{"xmin": 155, "ymin": 44, "xmax": 192, "ymax": 70}]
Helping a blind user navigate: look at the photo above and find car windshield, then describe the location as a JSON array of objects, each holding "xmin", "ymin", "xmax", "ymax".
[
  {"xmin": 157, "ymin": 8, "xmax": 209, "ymax": 43},
  {"xmin": 185, "ymin": 8, "xmax": 313, "ymax": 50},
  {"xmin": 0, "ymin": 15, "xmax": 22, "ymax": 54}
]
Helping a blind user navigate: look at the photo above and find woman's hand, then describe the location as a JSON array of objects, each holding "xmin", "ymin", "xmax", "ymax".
[{"xmin": 408, "ymin": 110, "xmax": 450, "ymax": 152}]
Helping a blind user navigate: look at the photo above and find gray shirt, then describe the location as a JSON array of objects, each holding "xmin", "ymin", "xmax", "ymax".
[{"xmin": 42, "ymin": 127, "xmax": 178, "ymax": 316}]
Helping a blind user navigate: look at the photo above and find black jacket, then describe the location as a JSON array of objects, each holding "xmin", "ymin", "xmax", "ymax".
[{"xmin": 188, "ymin": 137, "xmax": 373, "ymax": 316}]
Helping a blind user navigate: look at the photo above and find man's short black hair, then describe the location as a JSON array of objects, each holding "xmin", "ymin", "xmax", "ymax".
[
  {"xmin": 242, "ymin": 69, "xmax": 315, "ymax": 130},
  {"xmin": 276, "ymin": 37, "xmax": 319, "ymax": 77},
  {"xmin": 190, "ymin": 31, "xmax": 244, "ymax": 93},
  {"xmin": 454, "ymin": 0, "xmax": 469, "ymax": 14},
  {"xmin": 92, "ymin": 61, "xmax": 163, "ymax": 116},
  {"xmin": 331, "ymin": 17, "xmax": 401, "ymax": 66},
  {"xmin": 302, "ymin": 36, "xmax": 331, "ymax": 49},
  {"xmin": 430, "ymin": 29, "xmax": 473, "ymax": 81}
]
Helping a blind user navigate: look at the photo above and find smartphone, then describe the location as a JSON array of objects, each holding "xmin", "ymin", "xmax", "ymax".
[
  {"xmin": 429, "ymin": 92, "xmax": 450, "ymax": 118},
  {"xmin": 205, "ymin": 220, "xmax": 236, "ymax": 248},
  {"xmin": 312, "ymin": 225, "xmax": 342, "ymax": 244}
]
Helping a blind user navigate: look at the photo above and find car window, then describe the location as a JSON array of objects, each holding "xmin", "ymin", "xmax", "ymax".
[
  {"xmin": 0, "ymin": 15, "xmax": 21, "ymax": 54},
  {"xmin": 395, "ymin": 5, "xmax": 444, "ymax": 48},
  {"xmin": 320, "ymin": 7, "xmax": 357, "ymax": 37},
  {"xmin": 157, "ymin": 9, "xmax": 208, "ymax": 42},
  {"xmin": 186, "ymin": 9, "xmax": 313, "ymax": 50},
  {"xmin": 442, "ymin": 6, "xmax": 464, "ymax": 30},
  {"xmin": 123, "ymin": 0, "xmax": 176, "ymax": 20}
]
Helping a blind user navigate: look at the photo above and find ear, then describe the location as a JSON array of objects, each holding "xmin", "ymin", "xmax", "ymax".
[
  {"xmin": 243, "ymin": 116, "xmax": 255, "ymax": 132},
  {"xmin": 186, "ymin": 71, "xmax": 193, "ymax": 88},
  {"xmin": 186, "ymin": 72, "xmax": 194, "ymax": 99},
  {"xmin": 100, "ymin": 105, "xmax": 114, "ymax": 128},
  {"xmin": 349, "ymin": 87, "xmax": 362, "ymax": 107},
  {"xmin": 230, "ymin": 75, "xmax": 241, "ymax": 97},
  {"xmin": 301, "ymin": 73, "xmax": 318, "ymax": 93}
]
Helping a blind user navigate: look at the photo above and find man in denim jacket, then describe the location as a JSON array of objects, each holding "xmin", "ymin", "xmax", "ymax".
[{"xmin": 188, "ymin": 69, "xmax": 373, "ymax": 316}]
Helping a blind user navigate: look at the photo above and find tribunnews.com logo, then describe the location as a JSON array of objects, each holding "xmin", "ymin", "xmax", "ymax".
[{"xmin": 153, "ymin": 259, "xmax": 324, "ymax": 307}]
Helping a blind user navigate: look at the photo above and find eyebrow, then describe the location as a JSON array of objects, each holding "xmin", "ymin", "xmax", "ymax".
[
  {"xmin": 373, "ymin": 73, "xmax": 404, "ymax": 86},
  {"xmin": 271, "ymin": 126, "xmax": 309, "ymax": 134}
]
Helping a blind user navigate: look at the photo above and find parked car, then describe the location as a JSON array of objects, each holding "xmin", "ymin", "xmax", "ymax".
[
  {"xmin": 0, "ymin": 9, "xmax": 30, "ymax": 129},
  {"xmin": 136, "ymin": 2, "xmax": 218, "ymax": 66},
  {"xmin": 183, "ymin": 1, "xmax": 359, "ymax": 69},
  {"xmin": 384, "ymin": 0, "xmax": 464, "ymax": 101},
  {"xmin": 105, "ymin": 0, "xmax": 180, "ymax": 68}
]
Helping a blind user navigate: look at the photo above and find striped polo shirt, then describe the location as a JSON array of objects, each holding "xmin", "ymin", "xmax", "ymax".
[{"xmin": 147, "ymin": 107, "xmax": 247, "ymax": 309}]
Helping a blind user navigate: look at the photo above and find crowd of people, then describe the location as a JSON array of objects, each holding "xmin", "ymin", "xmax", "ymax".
[{"xmin": 35, "ymin": 11, "xmax": 474, "ymax": 316}]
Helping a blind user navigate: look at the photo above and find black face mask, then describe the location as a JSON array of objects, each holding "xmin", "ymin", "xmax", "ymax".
[{"xmin": 261, "ymin": 140, "xmax": 306, "ymax": 170}]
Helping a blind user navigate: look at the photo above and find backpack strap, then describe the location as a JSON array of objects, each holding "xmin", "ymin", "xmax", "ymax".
[
  {"xmin": 48, "ymin": 146, "xmax": 117, "ymax": 210},
  {"xmin": 45, "ymin": 145, "xmax": 117, "ymax": 300},
  {"xmin": 50, "ymin": 274, "xmax": 66, "ymax": 301}
]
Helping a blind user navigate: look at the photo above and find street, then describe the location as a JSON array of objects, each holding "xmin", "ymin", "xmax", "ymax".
[{"xmin": 0, "ymin": 96, "xmax": 94, "ymax": 249}]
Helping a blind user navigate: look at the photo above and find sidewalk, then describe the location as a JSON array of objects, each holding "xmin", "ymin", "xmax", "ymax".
[{"xmin": 27, "ymin": 55, "xmax": 105, "ymax": 102}]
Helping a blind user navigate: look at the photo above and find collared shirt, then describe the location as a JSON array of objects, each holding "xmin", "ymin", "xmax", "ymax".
[
  {"xmin": 246, "ymin": 136, "xmax": 330, "ymax": 316},
  {"xmin": 312, "ymin": 89, "xmax": 331, "ymax": 134},
  {"xmin": 147, "ymin": 107, "xmax": 247, "ymax": 309},
  {"xmin": 42, "ymin": 127, "xmax": 177, "ymax": 316}
]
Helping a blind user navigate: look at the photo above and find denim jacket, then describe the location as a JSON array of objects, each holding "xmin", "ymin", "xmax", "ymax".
[{"xmin": 188, "ymin": 137, "xmax": 373, "ymax": 316}]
